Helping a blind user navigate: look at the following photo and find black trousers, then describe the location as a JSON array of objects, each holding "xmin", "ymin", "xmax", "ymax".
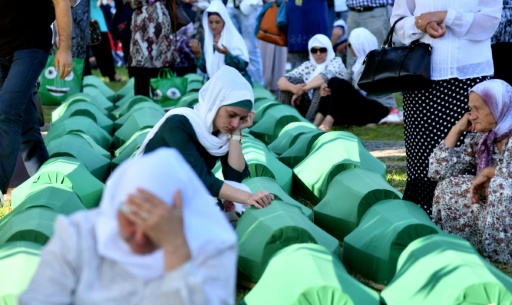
[{"xmin": 491, "ymin": 42, "xmax": 512, "ymax": 86}]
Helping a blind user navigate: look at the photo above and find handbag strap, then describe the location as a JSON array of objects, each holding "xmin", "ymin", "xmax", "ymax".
[
  {"xmin": 382, "ymin": 16, "xmax": 406, "ymax": 48},
  {"xmin": 159, "ymin": 68, "xmax": 174, "ymax": 79}
]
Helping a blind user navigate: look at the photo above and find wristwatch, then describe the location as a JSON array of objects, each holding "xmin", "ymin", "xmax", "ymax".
[{"xmin": 229, "ymin": 134, "xmax": 243, "ymax": 143}]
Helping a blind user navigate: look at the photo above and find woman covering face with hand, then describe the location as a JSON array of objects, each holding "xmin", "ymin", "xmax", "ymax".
[
  {"xmin": 137, "ymin": 66, "xmax": 273, "ymax": 210},
  {"xmin": 189, "ymin": 1, "xmax": 252, "ymax": 84},
  {"xmin": 429, "ymin": 79, "xmax": 512, "ymax": 264},
  {"xmin": 21, "ymin": 148, "xmax": 238, "ymax": 305}
]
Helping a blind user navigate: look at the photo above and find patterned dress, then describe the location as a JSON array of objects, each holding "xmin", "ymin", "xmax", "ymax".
[
  {"xmin": 429, "ymin": 132, "xmax": 512, "ymax": 264},
  {"xmin": 124, "ymin": 0, "xmax": 175, "ymax": 68}
]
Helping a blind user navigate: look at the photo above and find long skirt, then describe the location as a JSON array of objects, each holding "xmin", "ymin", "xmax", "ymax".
[
  {"xmin": 432, "ymin": 175, "xmax": 512, "ymax": 264},
  {"xmin": 402, "ymin": 76, "xmax": 488, "ymax": 215}
]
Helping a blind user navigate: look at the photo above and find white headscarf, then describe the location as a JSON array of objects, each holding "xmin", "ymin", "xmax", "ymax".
[
  {"xmin": 203, "ymin": 0, "xmax": 249, "ymax": 78},
  {"xmin": 305, "ymin": 34, "xmax": 335, "ymax": 83},
  {"xmin": 95, "ymin": 148, "xmax": 237, "ymax": 281},
  {"xmin": 348, "ymin": 27, "xmax": 378, "ymax": 75},
  {"xmin": 138, "ymin": 65, "xmax": 254, "ymax": 156}
]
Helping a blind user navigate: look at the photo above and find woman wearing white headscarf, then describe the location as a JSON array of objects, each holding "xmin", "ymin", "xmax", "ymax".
[
  {"xmin": 277, "ymin": 34, "xmax": 347, "ymax": 121},
  {"xmin": 21, "ymin": 148, "xmax": 238, "ymax": 304},
  {"xmin": 429, "ymin": 79, "xmax": 512, "ymax": 264},
  {"xmin": 137, "ymin": 66, "xmax": 273, "ymax": 209},
  {"xmin": 190, "ymin": 0, "xmax": 251, "ymax": 84},
  {"xmin": 313, "ymin": 28, "xmax": 399, "ymax": 130}
]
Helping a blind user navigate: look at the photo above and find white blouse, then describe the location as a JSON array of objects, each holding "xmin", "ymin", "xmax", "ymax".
[
  {"xmin": 20, "ymin": 211, "xmax": 237, "ymax": 305},
  {"xmin": 391, "ymin": 0, "xmax": 502, "ymax": 80}
]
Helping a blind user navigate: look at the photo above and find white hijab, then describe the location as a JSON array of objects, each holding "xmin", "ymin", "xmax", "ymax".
[
  {"xmin": 138, "ymin": 65, "xmax": 254, "ymax": 156},
  {"xmin": 348, "ymin": 27, "xmax": 378, "ymax": 75},
  {"xmin": 305, "ymin": 34, "xmax": 335, "ymax": 83},
  {"xmin": 95, "ymin": 148, "xmax": 237, "ymax": 281},
  {"xmin": 203, "ymin": 0, "xmax": 249, "ymax": 78}
]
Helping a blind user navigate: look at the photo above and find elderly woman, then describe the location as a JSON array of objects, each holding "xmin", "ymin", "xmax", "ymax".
[
  {"xmin": 429, "ymin": 79, "xmax": 512, "ymax": 264},
  {"xmin": 137, "ymin": 66, "xmax": 273, "ymax": 209},
  {"xmin": 277, "ymin": 34, "xmax": 347, "ymax": 121},
  {"xmin": 20, "ymin": 148, "xmax": 238, "ymax": 304},
  {"xmin": 313, "ymin": 28, "xmax": 400, "ymax": 130},
  {"xmin": 189, "ymin": 1, "xmax": 251, "ymax": 84}
]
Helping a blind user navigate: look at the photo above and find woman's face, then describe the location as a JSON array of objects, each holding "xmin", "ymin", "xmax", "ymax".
[
  {"xmin": 213, "ymin": 105, "xmax": 250, "ymax": 133},
  {"xmin": 208, "ymin": 14, "xmax": 225, "ymax": 36},
  {"xmin": 468, "ymin": 92, "xmax": 497, "ymax": 132},
  {"xmin": 310, "ymin": 45, "xmax": 327, "ymax": 64},
  {"xmin": 118, "ymin": 212, "xmax": 158, "ymax": 254}
]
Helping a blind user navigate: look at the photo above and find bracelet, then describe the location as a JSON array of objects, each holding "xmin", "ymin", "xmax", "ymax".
[{"xmin": 229, "ymin": 134, "xmax": 242, "ymax": 143}]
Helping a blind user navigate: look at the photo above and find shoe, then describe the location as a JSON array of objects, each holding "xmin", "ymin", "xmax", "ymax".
[{"xmin": 379, "ymin": 112, "xmax": 403, "ymax": 125}]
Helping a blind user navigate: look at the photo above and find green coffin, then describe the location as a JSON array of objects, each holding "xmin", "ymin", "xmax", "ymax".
[
  {"xmin": 268, "ymin": 122, "xmax": 318, "ymax": 156},
  {"xmin": 112, "ymin": 96, "xmax": 155, "ymax": 119},
  {"xmin": 241, "ymin": 244, "xmax": 380, "ymax": 305},
  {"xmin": 342, "ymin": 199, "xmax": 441, "ymax": 285},
  {"xmin": 313, "ymin": 168, "xmax": 402, "ymax": 239},
  {"xmin": 11, "ymin": 184, "xmax": 86, "ymax": 214},
  {"xmin": 11, "ymin": 157, "xmax": 104, "ymax": 209},
  {"xmin": 253, "ymin": 100, "xmax": 281, "ymax": 125},
  {"xmin": 83, "ymin": 75, "xmax": 116, "ymax": 102},
  {"xmin": 175, "ymin": 92, "xmax": 199, "ymax": 109},
  {"xmin": 381, "ymin": 234, "xmax": 512, "ymax": 305},
  {"xmin": 0, "ymin": 207, "xmax": 58, "ymax": 245},
  {"xmin": 185, "ymin": 80, "xmax": 203, "ymax": 93},
  {"xmin": 59, "ymin": 92, "xmax": 114, "ymax": 113},
  {"xmin": 294, "ymin": 132, "xmax": 386, "ymax": 203},
  {"xmin": 51, "ymin": 100, "xmax": 114, "ymax": 134},
  {"xmin": 112, "ymin": 128, "xmax": 151, "ymax": 169},
  {"xmin": 116, "ymin": 77, "xmax": 134, "ymax": 100},
  {"xmin": 236, "ymin": 202, "xmax": 340, "ymax": 283},
  {"xmin": 44, "ymin": 116, "xmax": 112, "ymax": 149},
  {"xmin": 113, "ymin": 111, "xmax": 163, "ymax": 147},
  {"xmin": 184, "ymin": 73, "xmax": 204, "ymax": 83},
  {"xmin": 243, "ymin": 177, "xmax": 312, "ymax": 220},
  {"xmin": 278, "ymin": 130, "xmax": 324, "ymax": 169},
  {"xmin": 46, "ymin": 133, "xmax": 111, "ymax": 181},
  {"xmin": 253, "ymin": 98, "xmax": 279, "ymax": 112},
  {"xmin": 252, "ymin": 87, "xmax": 276, "ymax": 101},
  {"xmin": 0, "ymin": 241, "xmax": 42, "ymax": 304},
  {"xmin": 250, "ymin": 104, "xmax": 308, "ymax": 145},
  {"xmin": 114, "ymin": 103, "xmax": 165, "ymax": 130}
]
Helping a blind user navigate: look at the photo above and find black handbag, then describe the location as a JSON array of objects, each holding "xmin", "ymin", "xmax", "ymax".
[
  {"xmin": 357, "ymin": 17, "xmax": 432, "ymax": 94},
  {"xmin": 166, "ymin": 0, "xmax": 191, "ymax": 33}
]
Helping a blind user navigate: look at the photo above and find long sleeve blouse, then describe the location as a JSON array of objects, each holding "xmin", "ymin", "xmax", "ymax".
[
  {"xmin": 428, "ymin": 132, "xmax": 512, "ymax": 182},
  {"xmin": 143, "ymin": 114, "xmax": 250, "ymax": 197},
  {"xmin": 391, "ymin": 0, "xmax": 502, "ymax": 80},
  {"xmin": 285, "ymin": 57, "xmax": 348, "ymax": 83},
  {"xmin": 20, "ymin": 211, "xmax": 238, "ymax": 305}
]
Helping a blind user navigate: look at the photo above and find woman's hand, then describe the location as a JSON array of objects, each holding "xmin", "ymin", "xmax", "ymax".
[
  {"xmin": 425, "ymin": 22, "xmax": 446, "ymax": 39},
  {"xmin": 415, "ymin": 11, "xmax": 447, "ymax": 32},
  {"xmin": 246, "ymin": 190, "xmax": 274, "ymax": 208},
  {"xmin": 320, "ymin": 83, "xmax": 331, "ymax": 97},
  {"xmin": 214, "ymin": 43, "xmax": 229, "ymax": 55},
  {"xmin": 234, "ymin": 110, "xmax": 256, "ymax": 132},
  {"xmin": 125, "ymin": 188, "xmax": 187, "ymax": 250},
  {"xmin": 469, "ymin": 167, "xmax": 496, "ymax": 204},
  {"xmin": 190, "ymin": 39, "xmax": 202, "ymax": 58},
  {"xmin": 454, "ymin": 112, "xmax": 473, "ymax": 133}
]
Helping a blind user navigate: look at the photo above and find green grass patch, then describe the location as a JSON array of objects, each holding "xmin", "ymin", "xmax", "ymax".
[
  {"xmin": 336, "ymin": 124, "xmax": 404, "ymax": 141},
  {"xmin": 0, "ymin": 200, "xmax": 11, "ymax": 219}
]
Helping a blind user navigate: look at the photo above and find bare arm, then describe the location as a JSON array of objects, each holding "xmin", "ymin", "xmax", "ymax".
[
  {"xmin": 52, "ymin": 0, "xmax": 73, "ymax": 79},
  {"xmin": 219, "ymin": 183, "xmax": 273, "ymax": 209},
  {"xmin": 303, "ymin": 74, "xmax": 325, "ymax": 91},
  {"xmin": 444, "ymin": 112, "xmax": 472, "ymax": 148},
  {"xmin": 277, "ymin": 76, "xmax": 304, "ymax": 95}
]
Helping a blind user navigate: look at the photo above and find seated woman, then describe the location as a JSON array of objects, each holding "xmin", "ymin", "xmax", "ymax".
[
  {"xmin": 137, "ymin": 65, "xmax": 273, "ymax": 209},
  {"xmin": 21, "ymin": 148, "xmax": 238, "ymax": 304},
  {"xmin": 277, "ymin": 34, "xmax": 347, "ymax": 121},
  {"xmin": 429, "ymin": 79, "xmax": 512, "ymax": 264},
  {"xmin": 189, "ymin": 1, "xmax": 251, "ymax": 84},
  {"xmin": 313, "ymin": 28, "xmax": 401, "ymax": 130}
]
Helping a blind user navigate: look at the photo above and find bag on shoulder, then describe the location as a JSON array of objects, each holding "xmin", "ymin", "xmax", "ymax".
[
  {"xmin": 256, "ymin": 0, "xmax": 287, "ymax": 46},
  {"xmin": 357, "ymin": 17, "xmax": 432, "ymax": 94},
  {"xmin": 166, "ymin": 0, "xmax": 192, "ymax": 33}
]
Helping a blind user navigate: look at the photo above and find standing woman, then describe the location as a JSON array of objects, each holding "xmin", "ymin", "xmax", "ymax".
[
  {"xmin": 391, "ymin": 0, "xmax": 502, "ymax": 215},
  {"xmin": 137, "ymin": 66, "xmax": 273, "ymax": 209},
  {"xmin": 124, "ymin": 0, "xmax": 175, "ymax": 96},
  {"xmin": 189, "ymin": 1, "xmax": 252, "ymax": 84}
]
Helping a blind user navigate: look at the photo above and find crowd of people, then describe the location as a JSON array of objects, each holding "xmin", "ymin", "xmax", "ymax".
[{"xmin": 1, "ymin": 0, "xmax": 512, "ymax": 303}]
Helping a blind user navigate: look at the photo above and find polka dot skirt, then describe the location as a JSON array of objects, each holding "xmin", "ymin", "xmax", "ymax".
[{"xmin": 402, "ymin": 76, "xmax": 489, "ymax": 215}]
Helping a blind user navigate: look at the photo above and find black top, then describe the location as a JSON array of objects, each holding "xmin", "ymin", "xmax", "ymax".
[
  {"xmin": 144, "ymin": 114, "xmax": 250, "ymax": 197},
  {"xmin": 0, "ymin": 0, "xmax": 55, "ymax": 57}
]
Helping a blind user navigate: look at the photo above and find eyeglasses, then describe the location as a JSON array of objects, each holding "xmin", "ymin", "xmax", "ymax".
[{"xmin": 310, "ymin": 47, "xmax": 328, "ymax": 54}]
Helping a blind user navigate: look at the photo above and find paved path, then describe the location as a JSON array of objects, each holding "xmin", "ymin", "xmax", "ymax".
[{"xmin": 363, "ymin": 140, "xmax": 405, "ymax": 159}]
